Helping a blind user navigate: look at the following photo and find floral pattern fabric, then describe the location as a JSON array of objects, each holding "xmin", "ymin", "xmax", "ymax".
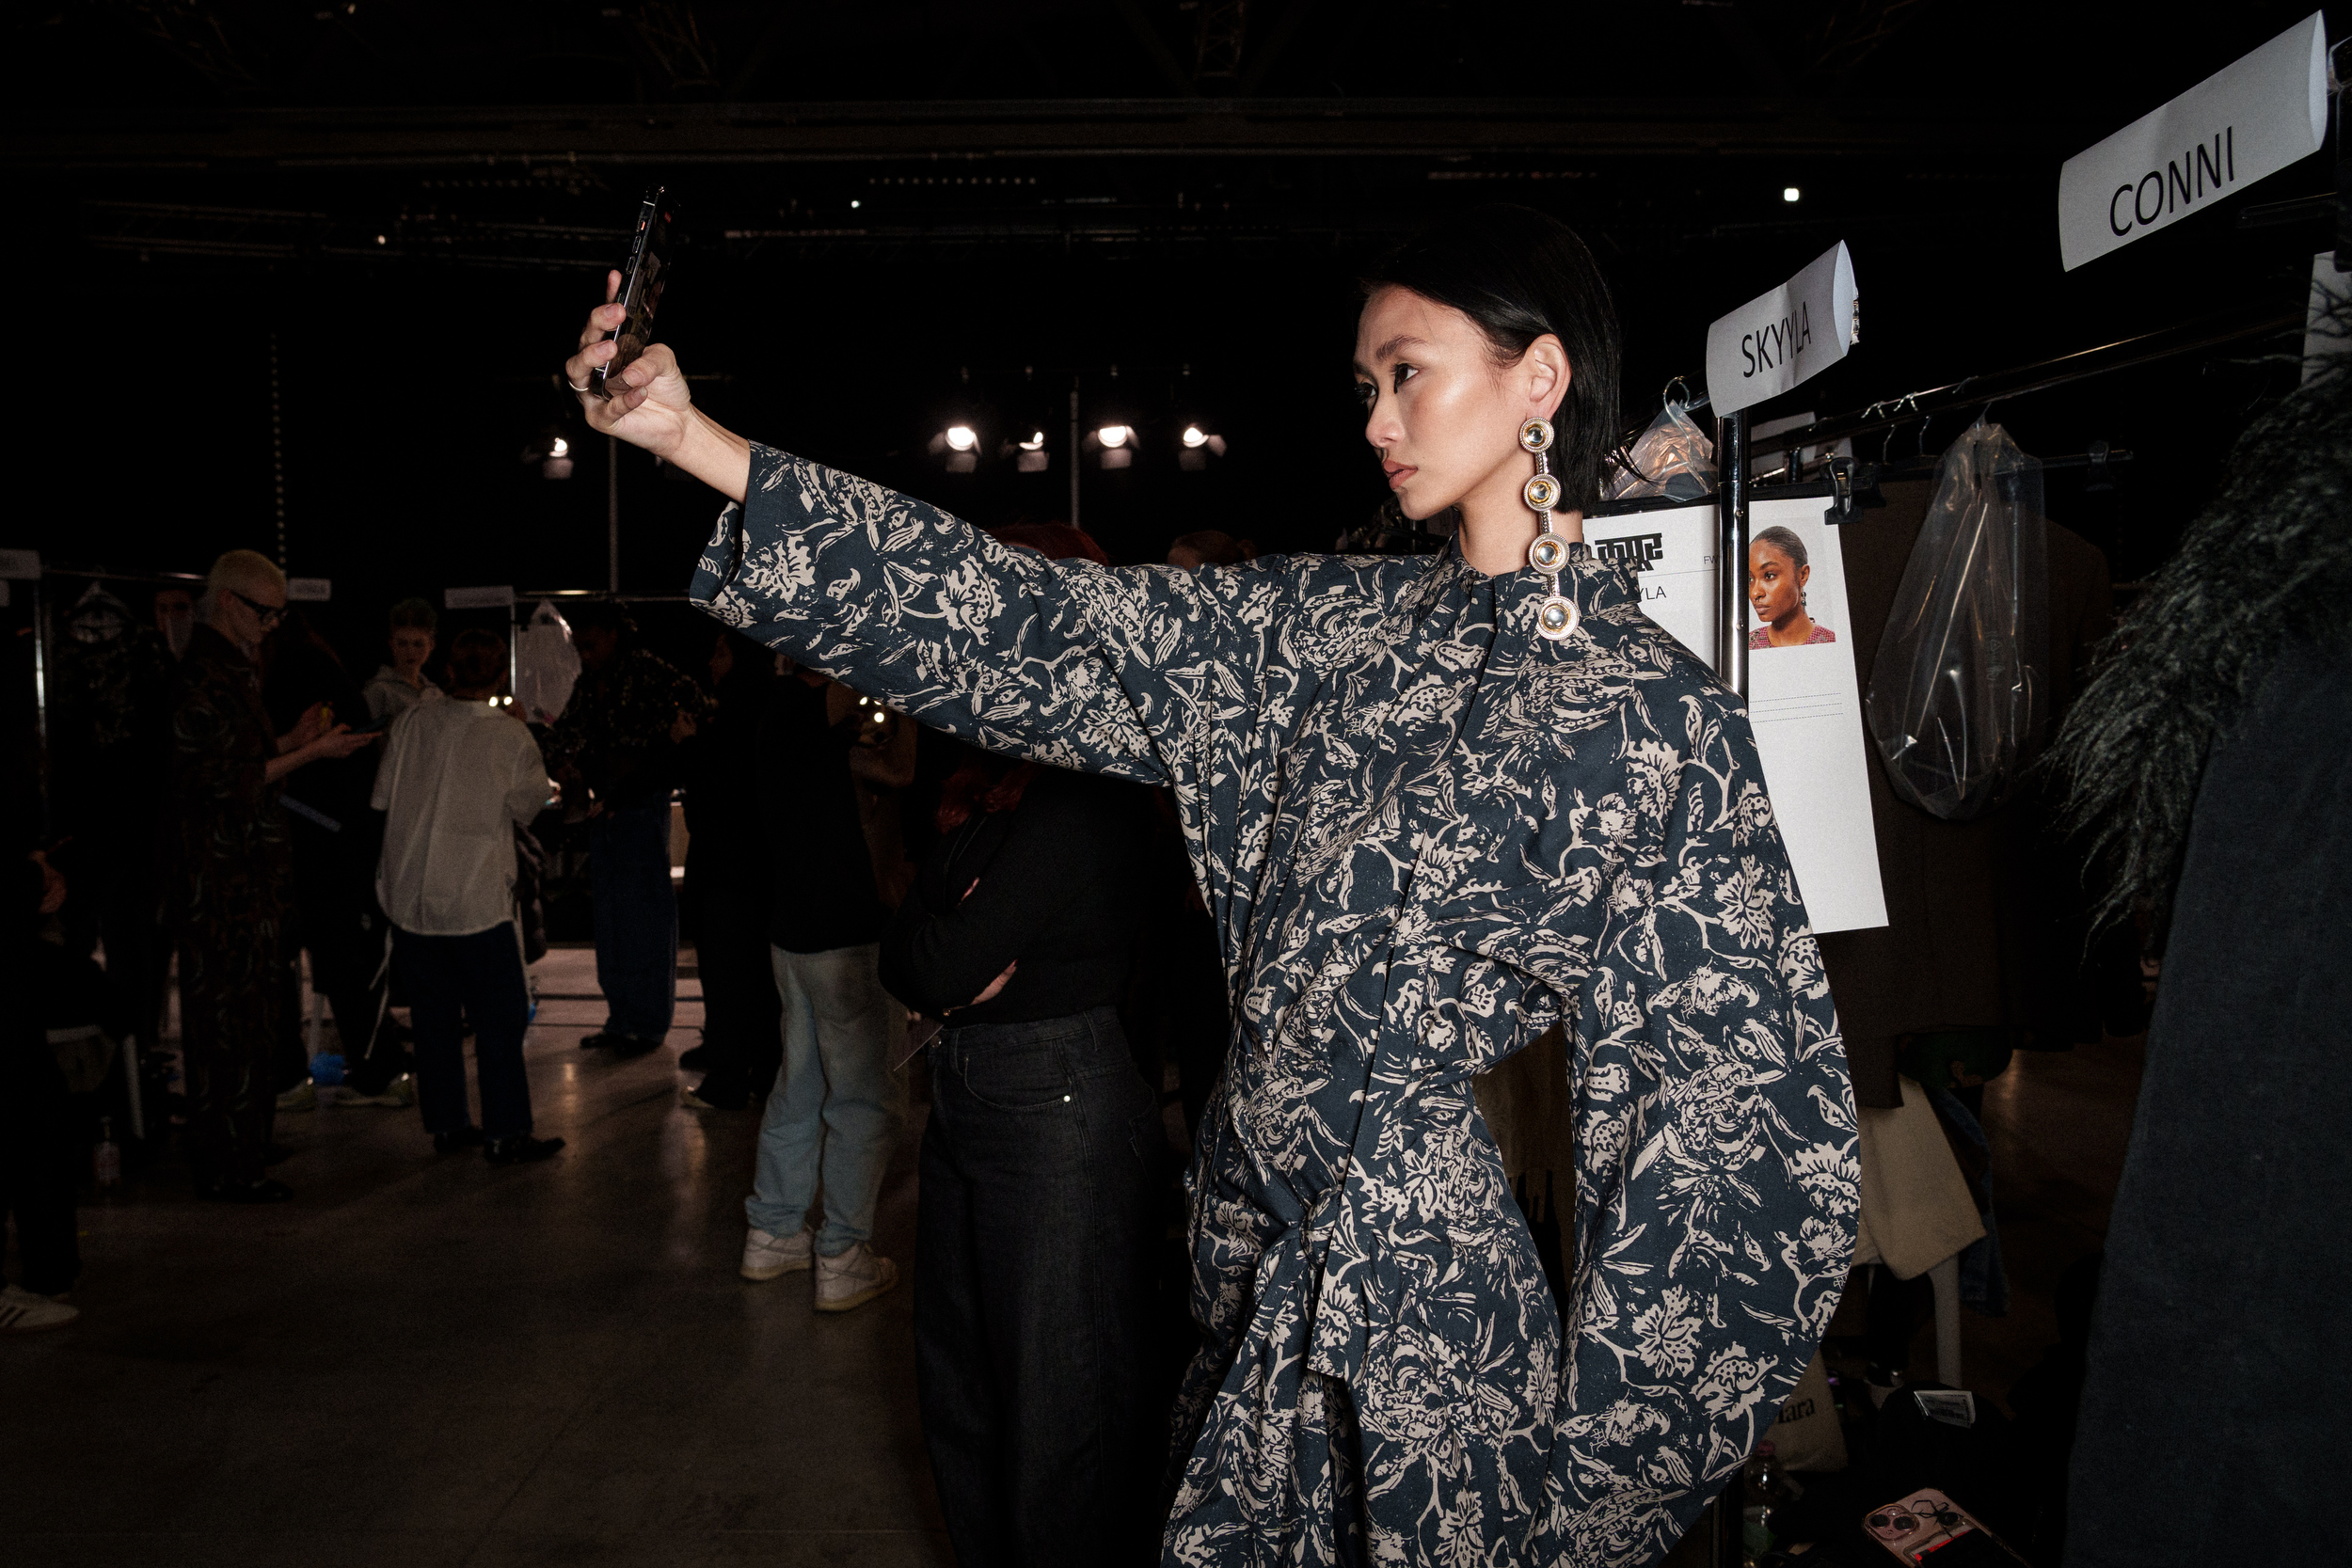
[{"xmin": 689, "ymin": 446, "xmax": 1859, "ymax": 1566}]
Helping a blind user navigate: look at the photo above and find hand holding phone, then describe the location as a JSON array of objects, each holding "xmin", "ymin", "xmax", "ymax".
[{"xmin": 590, "ymin": 187, "xmax": 676, "ymax": 401}]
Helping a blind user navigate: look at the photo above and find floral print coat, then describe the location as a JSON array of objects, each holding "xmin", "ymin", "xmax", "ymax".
[{"xmin": 690, "ymin": 446, "xmax": 1859, "ymax": 1567}]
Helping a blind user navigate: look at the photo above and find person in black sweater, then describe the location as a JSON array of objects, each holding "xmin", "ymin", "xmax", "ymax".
[
  {"xmin": 676, "ymin": 629, "xmax": 783, "ymax": 1111},
  {"xmin": 880, "ymin": 522, "xmax": 1166, "ymax": 1568}
]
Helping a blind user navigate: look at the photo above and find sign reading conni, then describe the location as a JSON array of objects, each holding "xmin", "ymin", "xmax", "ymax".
[
  {"xmin": 2058, "ymin": 12, "xmax": 2328, "ymax": 271},
  {"xmin": 1703, "ymin": 243, "xmax": 1860, "ymax": 418}
]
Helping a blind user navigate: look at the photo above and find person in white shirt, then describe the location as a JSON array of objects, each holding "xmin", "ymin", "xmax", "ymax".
[{"xmin": 372, "ymin": 629, "xmax": 562, "ymax": 1165}]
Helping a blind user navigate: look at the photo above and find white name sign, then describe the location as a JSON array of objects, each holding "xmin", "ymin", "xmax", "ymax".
[
  {"xmin": 445, "ymin": 585, "xmax": 516, "ymax": 610},
  {"xmin": 1704, "ymin": 243, "xmax": 1860, "ymax": 417},
  {"xmin": 2058, "ymin": 12, "xmax": 2328, "ymax": 271}
]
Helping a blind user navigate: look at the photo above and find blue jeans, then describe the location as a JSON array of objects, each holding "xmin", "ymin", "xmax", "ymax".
[
  {"xmin": 395, "ymin": 923, "xmax": 533, "ymax": 1140},
  {"xmin": 589, "ymin": 801, "xmax": 676, "ymax": 1041},
  {"xmin": 914, "ymin": 1006, "xmax": 1164, "ymax": 1566},
  {"xmin": 745, "ymin": 943, "xmax": 902, "ymax": 1256}
]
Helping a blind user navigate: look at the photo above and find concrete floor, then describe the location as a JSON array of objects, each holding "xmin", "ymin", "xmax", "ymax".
[
  {"xmin": 2, "ymin": 945, "xmax": 2149, "ymax": 1567},
  {"xmin": 2, "ymin": 946, "xmax": 950, "ymax": 1568}
]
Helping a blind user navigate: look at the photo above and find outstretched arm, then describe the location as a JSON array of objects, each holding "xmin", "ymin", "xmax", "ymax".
[{"xmin": 560, "ymin": 277, "xmax": 1286, "ymax": 790}]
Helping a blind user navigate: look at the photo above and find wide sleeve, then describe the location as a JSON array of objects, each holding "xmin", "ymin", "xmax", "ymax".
[
  {"xmin": 1553, "ymin": 698, "xmax": 1859, "ymax": 1561},
  {"xmin": 689, "ymin": 445, "xmax": 1284, "ymax": 790}
]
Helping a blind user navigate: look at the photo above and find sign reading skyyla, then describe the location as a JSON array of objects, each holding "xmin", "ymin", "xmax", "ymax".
[
  {"xmin": 1704, "ymin": 242, "xmax": 1859, "ymax": 417},
  {"xmin": 2058, "ymin": 12, "xmax": 2328, "ymax": 271}
]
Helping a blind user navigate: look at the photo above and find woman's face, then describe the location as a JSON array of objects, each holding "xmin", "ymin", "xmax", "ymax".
[
  {"xmin": 1747, "ymin": 540, "xmax": 1807, "ymax": 625},
  {"xmin": 1354, "ymin": 286, "xmax": 1565, "ymax": 522},
  {"xmin": 389, "ymin": 626, "xmax": 433, "ymax": 675}
]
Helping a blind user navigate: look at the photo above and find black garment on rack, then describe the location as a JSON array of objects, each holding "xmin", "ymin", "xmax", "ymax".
[
  {"xmin": 2064, "ymin": 635, "xmax": 2352, "ymax": 1565},
  {"xmin": 1813, "ymin": 478, "xmax": 2119, "ymax": 1107}
]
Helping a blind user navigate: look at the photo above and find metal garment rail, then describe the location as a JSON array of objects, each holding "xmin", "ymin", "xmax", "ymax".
[
  {"xmin": 1699, "ymin": 300, "xmax": 2302, "ymax": 693},
  {"xmin": 1744, "ymin": 302, "xmax": 2303, "ymax": 461}
]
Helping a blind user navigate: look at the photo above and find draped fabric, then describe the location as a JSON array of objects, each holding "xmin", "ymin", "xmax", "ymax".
[{"xmin": 690, "ymin": 446, "xmax": 1859, "ymax": 1566}]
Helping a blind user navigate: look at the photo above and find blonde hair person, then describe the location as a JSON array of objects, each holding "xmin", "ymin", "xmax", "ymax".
[{"xmin": 169, "ymin": 549, "xmax": 379, "ymax": 1203}]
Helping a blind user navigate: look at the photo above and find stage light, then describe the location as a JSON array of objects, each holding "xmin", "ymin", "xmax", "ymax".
[
  {"xmin": 1783, "ymin": 186, "xmax": 1802, "ymax": 203},
  {"xmin": 945, "ymin": 424, "xmax": 978, "ymax": 452},
  {"xmin": 1097, "ymin": 424, "xmax": 1131, "ymax": 448},
  {"xmin": 1182, "ymin": 425, "xmax": 1208, "ymax": 449},
  {"xmin": 851, "ymin": 199, "xmax": 863, "ymax": 210},
  {"xmin": 1018, "ymin": 430, "xmax": 1046, "ymax": 451},
  {"xmin": 550, "ymin": 436, "xmax": 569, "ymax": 457}
]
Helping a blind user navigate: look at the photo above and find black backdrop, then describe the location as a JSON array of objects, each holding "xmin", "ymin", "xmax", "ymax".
[{"xmin": 11, "ymin": 0, "xmax": 2346, "ymax": 683}]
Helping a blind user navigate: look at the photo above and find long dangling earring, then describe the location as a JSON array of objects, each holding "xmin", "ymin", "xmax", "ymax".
[{"xmin": 1519, "ymin": 418, "xmax": 1579, "ymax": 641}]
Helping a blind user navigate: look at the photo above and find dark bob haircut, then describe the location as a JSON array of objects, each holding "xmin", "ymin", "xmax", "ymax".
[{"xmin": 1360, "ymin": 204, "xmax": 1625, "ymax": 514}]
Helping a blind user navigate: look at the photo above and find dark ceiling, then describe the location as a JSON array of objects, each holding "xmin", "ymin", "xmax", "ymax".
[{"xmin": 3, "ymin": 0, "xmax": 2341, "ymax": 675}]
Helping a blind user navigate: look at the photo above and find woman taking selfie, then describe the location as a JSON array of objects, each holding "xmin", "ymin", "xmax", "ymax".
[{"xmin": 564, "ymin": 205, "xmax": 1857, "ymax": 1564}]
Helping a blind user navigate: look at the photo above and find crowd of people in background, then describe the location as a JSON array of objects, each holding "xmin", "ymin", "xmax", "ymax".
[{"xmin": 0, "ymin": 523, "xmax": 1255, "ymax": 1556}]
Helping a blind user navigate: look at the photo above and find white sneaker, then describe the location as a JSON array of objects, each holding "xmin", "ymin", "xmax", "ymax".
[
  {"xmin": 739, "ymin": 1226, "xmax": 814, "ymax": 1282},
  {"xmin": 275, "ymin": 1081, "xmax": 317, "ymax": 1113},
  {"xmin": 0, "ymin": 1285, "xmax": 79, "ymax": 1334},
  {"xmin": 338, "ymin": 1073, "xmax": 417, "ymax": 1108},
  {"xmin": 814, "ymin": 1242, "xmax": 898, "ymax": 1313}
]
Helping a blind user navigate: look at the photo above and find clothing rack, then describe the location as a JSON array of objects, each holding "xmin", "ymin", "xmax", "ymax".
[
  {"xmin": 1741, "ymin": 301, "xmax": 2302, "ymax": 462},
  {"xmin": 1708, "ymin": 298, "xmax": 2302, "ymax": 693}
]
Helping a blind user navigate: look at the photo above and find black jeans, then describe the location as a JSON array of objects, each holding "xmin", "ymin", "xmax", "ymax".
[
  {"xmin": 394, "ymin": 924, "xmax": 533, "ymax": 1140},
  {"xmin": 916, "ymin": 1006, "xmax": 1164, "ymax": 1567}
]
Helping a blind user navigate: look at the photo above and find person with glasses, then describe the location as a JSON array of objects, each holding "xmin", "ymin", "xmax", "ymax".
[{"xmin": 167, "ymin": 550, "xmax": 378, "ymax": 1203}]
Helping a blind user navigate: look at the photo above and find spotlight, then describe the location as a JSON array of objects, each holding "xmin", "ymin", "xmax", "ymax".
[
  {"xmin": 945, "ymin": 424, "xmax": 978, "ymax": 452},
  {"xmin": 1783, "ymin": 186, "xmax": 1801, "ymax": 203},
  {"xmin": 549, "ymin": 436, "xmax": 570, "ymax": 457},
  {"xmin": 1181, "ymin": 425, "xmax": 1208, "ymax": 449},
  {"xmin": 1097, "ymin": 424, "xmax": 1131, "ymax": 448},
  {"xmin": 1017, "ymin": 430, "xmax": 1046, "ymax": 451}
]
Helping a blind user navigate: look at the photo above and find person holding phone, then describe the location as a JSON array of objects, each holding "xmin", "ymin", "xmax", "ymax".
[
  {"xmin": 170, "ymin": 550, "xmax": 379, "ymax": 1203},
  {"xmin": 561, "ymin": 204, "xmax": 1854, "ymax": 1560}
]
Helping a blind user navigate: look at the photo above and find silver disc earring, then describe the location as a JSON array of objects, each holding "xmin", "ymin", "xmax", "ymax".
[{"xmin": 1519, "ymin": 418, "xmax": 1579, "ymax": 641}]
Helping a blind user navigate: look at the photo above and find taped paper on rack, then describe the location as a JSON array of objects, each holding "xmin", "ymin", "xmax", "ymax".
[
  {"xmin": 1586, "ymin": 504, "xmax": 1718, "ymax": 668},
  {"xmin": 1586, "ymin": 501, "xmax": 1888, "ymax": 933},
  {"xmin": 1742, "ymin": 498, "xmax": 1887, "ymax": 933},
  {"xmin": 2307, "ymin": 250, "xmax": 2351, "ymax": 382},
  {"xmin": 2058, "ymin": 12, "xmax": 2327, "ymax": 270}
]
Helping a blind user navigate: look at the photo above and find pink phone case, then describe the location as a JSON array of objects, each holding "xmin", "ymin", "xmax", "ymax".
[{"xmin": 1862, "ymin": 1488, "xmax": 1993, "ymax": 1563}]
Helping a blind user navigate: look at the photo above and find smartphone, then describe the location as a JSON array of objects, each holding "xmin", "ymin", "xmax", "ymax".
[
  {"xmin": 1862, "ymin": 1489, "xmax": 2028, "ymax": 1566},
  {"xmin": 590, "ymin": 186, "xmax": 677, "ymax": 400}
]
